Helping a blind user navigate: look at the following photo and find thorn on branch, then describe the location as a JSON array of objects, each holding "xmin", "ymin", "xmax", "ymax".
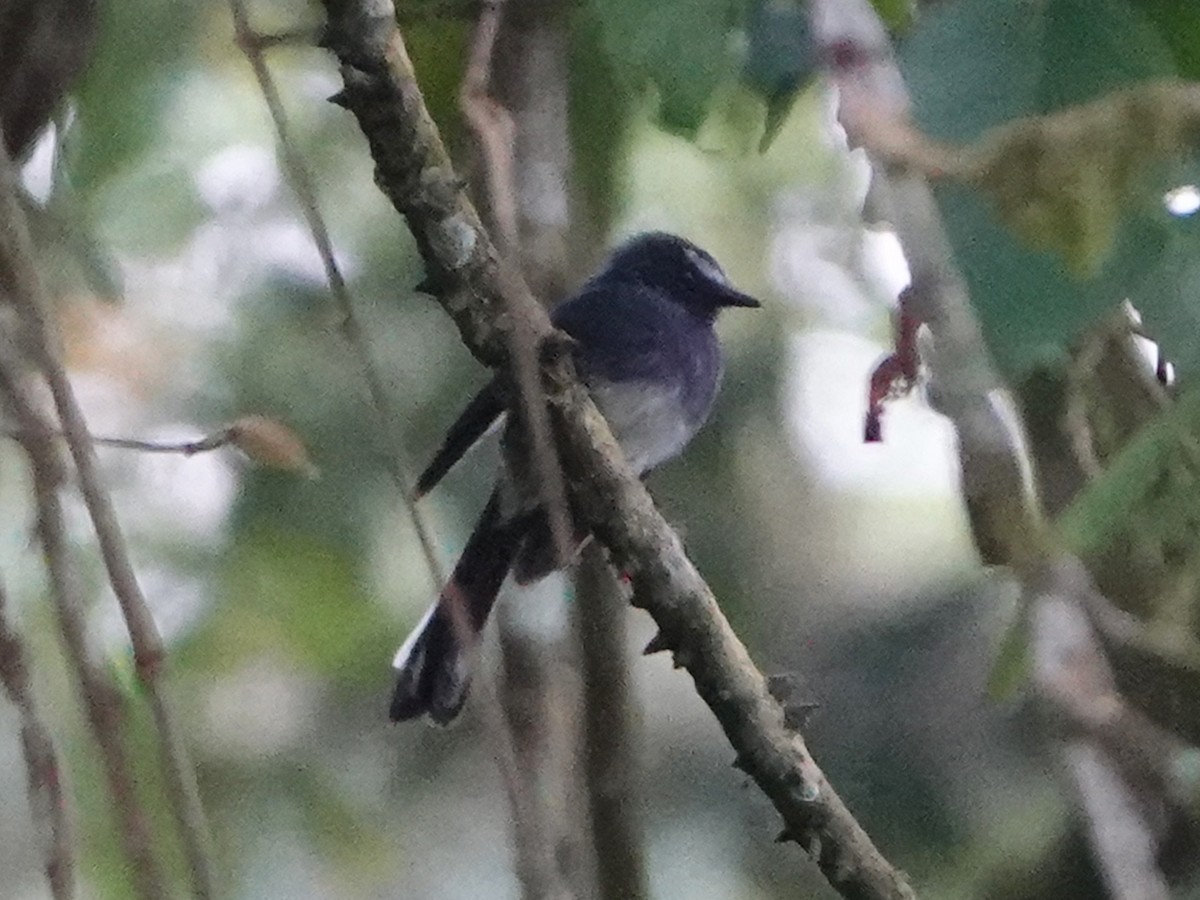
[
  {"xmin": 775, "ymin": 828, "xmax": 795, "ymax": 844},
  {"xmin": 767, "ymin": 672, "xmax": 820, "ymax": 730},
  {"xmin": 642, "ymin": 631, "xmax": 670, "ymax": 656},
  {"xmin": 413, "ymin": 274, "xmax": 440, "ymax": 295},
  {"xmin": 538, "ymin": 330, "xmax": 579, "ymax": 368}
]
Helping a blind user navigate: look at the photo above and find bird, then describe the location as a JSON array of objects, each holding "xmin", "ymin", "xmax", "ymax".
[{"xmin": 390, "ymin": 231, "xmax": 760, "ymax": 724}]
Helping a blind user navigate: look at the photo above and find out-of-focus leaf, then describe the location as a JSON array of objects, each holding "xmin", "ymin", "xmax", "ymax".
[
  {"xmin": 1058, "ymin": 385, "xmax": 1200, "ymax": 558},
  {"xmin": 987, "ymin": 602, "xmax": 1030, "ymax": 701},
  {"xmin": 587, "ymin": 0, "xmax": 743, "ymax": 136},
  {"xmin": 870, "ymin": 0, "xmax": 916, "ymax": 31},
  {"xmin": 24, "ymin": 193, "xmax": 125, "ymax": 301},
  {"xmin": 742, "ymin": 0, "xmax": 816, "ymax": 151},
  {"xmin": 900, "ymin": 0, "xmax": 1200, "ymax": 377},
  {"xmin": 70, "ymin": 0, "xmax": 201, "ymax": 191},
  {"xmin": 226, "ymin": 414, "xmax": 319, "ymax": 479},
  {"xmin": 186, "ymin": 527, "xmax": 394, "ymax": 686},
  {"xmin": 404, "ymin": 18, "xmax": 470, "ymax": 149},
  {"xmin": 1139, "ymin": 0, "xmax": 1200, "ymax": 79},
  {"xmin": 939, "ymin": 82, "xmax": 1200, "ymax": 278}
]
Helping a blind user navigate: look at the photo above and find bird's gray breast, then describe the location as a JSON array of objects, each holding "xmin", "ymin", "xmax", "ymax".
[{"xmin": 587, "ymin": 355, "xmax": 721, "ymax": 475}]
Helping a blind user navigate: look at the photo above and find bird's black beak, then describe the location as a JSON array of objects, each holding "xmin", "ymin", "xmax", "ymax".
[{"xmin": 718, "ymin": 286, "xmax": 761, "ymax": 308}]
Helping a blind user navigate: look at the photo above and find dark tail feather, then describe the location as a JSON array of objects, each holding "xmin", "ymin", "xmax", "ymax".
[
  {"xmin": 511, "ymin": 507, "xmax": 589, "ymax": 585},
  {"xmin": 414, "ymin": 380, "xmax": 504, "ymax": 497},
  {"xmin": 390, "ymin": 491, "xmax": 526, "ymax": 723}
]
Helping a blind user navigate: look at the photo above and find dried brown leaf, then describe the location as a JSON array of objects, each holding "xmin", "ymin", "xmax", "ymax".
[
  {"xmin": 225, "ymin": 415, "xmax": 318, "ymax": 478},
  {"xmin": 959, "ymin": 80, "xmax": 1200, "ymax": 276}
]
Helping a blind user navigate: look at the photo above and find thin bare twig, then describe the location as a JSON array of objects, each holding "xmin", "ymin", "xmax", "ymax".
[
  {"xmin": 577, "ymin": 547, "xmax": 647, "ymax": 900},
  {"xmin": 459, "ymin": 0, "xmax": 574, "ymax": 569},
  {"xmin": 0, "ymin": 137, "xmax": 213, "ymax": 899},
  {"xmin": 237, "ymin": 26, "xmax": 320, "ymax": 51},
  {"xmin": 0, "ymin": 580, "xmax": 74, "ymax": 900},
  {"xmin": 484, "ymin": 3, "xmax": 645, "ymax": 887},
  {"xmin": 2, "ymin": 426, "xmax": 231, "ymax": 455},
  {"xmin": 461, "ymin": 4, "xmax": 591, "ymax": 896},
  {"xmin": 0, "ymin": 338, "xmax": 166, "ymax": 900},
  {"xmin": 461, "ymin": 0, "xmax": 519, "ymax": 255},
  {"xmin": 318, "ymin": 4, "xmax": 915, "ymax": 898},
  {"xmin": 228, "ymin": 0, "xmax": 445, "ymax": 589},
  {"xmin": 3, "ymin": 415, "xmax": 319, "ymax": 479},
  {"xmin": 1032, "ymin": 576, "xmax": 1172, "ymax": 900}
]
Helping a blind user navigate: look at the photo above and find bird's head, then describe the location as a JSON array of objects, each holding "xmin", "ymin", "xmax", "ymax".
[{"xmin": 603, "ymin": 232, "xmax": 761, "ymax": 319}]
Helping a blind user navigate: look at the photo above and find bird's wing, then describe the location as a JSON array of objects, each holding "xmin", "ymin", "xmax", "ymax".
[
  {"xmin": 414, "ymin": 379, "xmax": 505, "ymax": 497},
  {"xmin": 551, "ymin": 281, "xmax": 678, "ymax": 382}
]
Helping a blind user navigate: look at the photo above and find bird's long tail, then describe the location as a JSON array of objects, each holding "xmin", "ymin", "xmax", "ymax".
[{"xmin": 389, "ymin": 490, "xmax": 526, "ymax": 724}]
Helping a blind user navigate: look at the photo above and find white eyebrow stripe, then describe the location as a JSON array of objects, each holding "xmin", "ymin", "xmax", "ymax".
[{"xmin": 684, "ymin": 246, "xmax": 729, "ymax": 286}]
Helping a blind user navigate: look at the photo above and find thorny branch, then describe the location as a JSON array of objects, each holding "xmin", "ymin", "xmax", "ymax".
[
  {"xmin": 0, "ymin": 137, "xmax": 214, "ymax": 898},
  {"xmin": 0, "ymin": 581, "xmax": 74, "ymax": 900},
  {"xmin": 318, "ymin": 2, "xmax": 915, "ymax": 898}
]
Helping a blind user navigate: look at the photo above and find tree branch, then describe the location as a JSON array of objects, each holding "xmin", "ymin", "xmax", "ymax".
[
  {"xmin": 458, "ymin": 0, "xmax": 573, "ymax": 568},
  {"xmin": 0, "ymin": 135, "xmax": 214, "ymax": 899},
  {"xmin": 0, "ymin": 580, "xmax": 74, "ymax": 900},
  {"xmin": 0, "ymin": 335, "xmax": 167, "ymax": 900},
  {"xmin": 318, "ymin": 3, "xmax": 915, "ymax": 898},
  {"xmin": 461, "ymin": 0, "xmax": 595, "ymax": 896},
  {"xmin": 577, "ymin": 546, "xmax": 648, "ymax": 900}
]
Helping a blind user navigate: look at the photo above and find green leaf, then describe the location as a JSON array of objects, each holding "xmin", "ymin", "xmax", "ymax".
[
  {"xmin": 987, "ymin": 601, "xmax": 1031, "ymax": 701},
  {"xmin": 871, "ymin": 0, "xmax": 917, "ymax": 31},
  {"xmin": 741, "ymin": 0, "xmax": 817, "ymax": 151},
  {"xmin": 404, "ymin": 18, "xmax": 471, "ymax": 149},
  {"xmin": 71, "ymin": 0, "xmax": 201, "ymax": 192},
  {"xmin": 899, "ymin": 0, "xmax": 1200, "ymax": 377},
  {"xmin": 180, "ymin": 526, "xmax": 394, "ymax": 687},
  {"xmin": 587, "ymin": 0, "xmax": 744, "ymax": 136},
  {"xmin": 1058, "ymin": 385, "xmax": 1200, "ymax": 558},
  {"xmin": 1139, "ymin": 0, "xmax": 1200, "ymax": 79}
]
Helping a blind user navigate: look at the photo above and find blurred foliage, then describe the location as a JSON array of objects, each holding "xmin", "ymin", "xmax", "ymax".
[
  {"xmin": 588, "ymin": 0, "xmax": 743, "ymax": 136},
  {"xmin": 900, "ymin": 0, "xmax": 1200, "ymax": 377},
  {"xmin": 1057, "ymin": 386, "xmax": 1200, "ymax": 562},
  {"xmin": 1139, "ymin": 0, "xmax": 1200, "ymax": 78},
  {"xmin": 72, "ymin": 0, "xmax": 202, "ymax": 191},
  {"xmin": 742, "ymin": 0, "xmax": 815, "ymax": 152},
  {"xmin": 405, "ymin": 19, "xmax": 471, "ymax": 150},
  {"xmin": 945, "ymin": 82, "xmax": 1200, "ymax": 278},
  {"xmin": 870, "ymin": 0, "xmax": 917, "ymax": 31}
]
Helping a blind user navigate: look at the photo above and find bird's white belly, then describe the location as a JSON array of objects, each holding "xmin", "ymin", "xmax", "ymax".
[{"xmin": 588, "ymin": 379, "xmax": 694, "ymax": 474}]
